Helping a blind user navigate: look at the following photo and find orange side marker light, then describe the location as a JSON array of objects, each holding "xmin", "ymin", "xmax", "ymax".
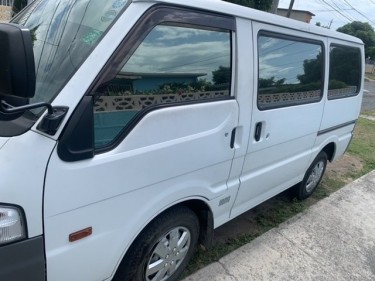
[{"xmin": 69, "ymin": 227, "xmax": 93, "ymax": 242}]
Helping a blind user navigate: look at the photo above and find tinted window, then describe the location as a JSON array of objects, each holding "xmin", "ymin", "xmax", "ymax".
[
  {"xmin": 93, "ymin": 24, "xmax": 232, "ymax": 148},
  {"xmin": 328, "ymin": 45, "xmax": 361, "ymax": 100},
  {"xmin": 258, "ymin": 34, "xmax": 323, "ymax": 110}
]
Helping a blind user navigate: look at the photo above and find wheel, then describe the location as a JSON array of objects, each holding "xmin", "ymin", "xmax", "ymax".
[
  {"xmin": 113, "ymin": 206, "xmax": 199, "ymax": 281},
  {"xmin": 296, "ymin": 151, "xmax": 327, "ymax": 200}
]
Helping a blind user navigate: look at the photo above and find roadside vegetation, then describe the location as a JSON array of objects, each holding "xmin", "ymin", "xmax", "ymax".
[
  {"xmin": 182, "ymin": 112, "xmax": 375, "ymax": 279},
  {"xmin": 366, "ymin": 73, "xmax": 375, "ymax": 81}
]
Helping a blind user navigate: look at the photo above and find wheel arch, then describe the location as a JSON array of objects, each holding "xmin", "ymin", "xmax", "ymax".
[
  {"xmin": 321, "ymin": 142, "xmax": 336, "ymax": 162},
  {"xmin": 112, "ymin": 198, "xmax": 214, "ymax": 279},
  {"xmin": 180, "ymin": 199, "xmax": 214, "ymax": 249}
]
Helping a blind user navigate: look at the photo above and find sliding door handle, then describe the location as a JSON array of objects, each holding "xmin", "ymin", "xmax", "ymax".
[
  {"xmin": 254, "ymin": 122, "xmax": 262, "ymax": 142},
  {"xmin": 230, "ymin": 128, "xmax": 236, "ymax": 149}
]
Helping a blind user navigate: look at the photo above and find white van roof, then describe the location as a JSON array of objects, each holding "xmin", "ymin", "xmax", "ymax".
[{"xmin": 134, "ymin": 0, "xmax": 363, "ymax": 45}]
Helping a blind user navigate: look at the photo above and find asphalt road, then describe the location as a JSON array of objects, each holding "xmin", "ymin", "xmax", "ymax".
[{"xmin": 362, "ymin": 81, "xmax": 375, "ymax": 112}]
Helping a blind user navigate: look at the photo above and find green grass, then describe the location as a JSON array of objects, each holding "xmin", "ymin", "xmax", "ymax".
[
  {"xmin": 366, "ymin": 73, "xmax": 375, "ymax": 80},
  {"xmin": 181, "ymin": 116, "xmax": 375, "ymax": 279},
  {"xmin": 348, "ymin": 117, "xmax": 375, "ymax": 174}
]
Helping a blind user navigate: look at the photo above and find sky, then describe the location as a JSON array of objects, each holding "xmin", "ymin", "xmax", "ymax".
[{"xmin": 278, "ymin": 0, "xmax": 375, "ymax": 31}]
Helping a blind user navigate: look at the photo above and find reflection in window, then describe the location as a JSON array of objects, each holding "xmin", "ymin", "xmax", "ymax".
[
  {"xmin": 94, "ymin": 25, "xmax": 231, "ymax": 148},
  {"xmin": 328, "ymin": 45, "xmax": 361, "ymax": 100},
  {"xmin": 258, "ymin": 35, "xmax": 323, "ymax": 110},
  {"xmin": 13, "ymin": 0, "xmax": 130, "ymax": 111}
]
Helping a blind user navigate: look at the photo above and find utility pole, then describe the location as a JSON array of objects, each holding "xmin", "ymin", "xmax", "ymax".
[
  {"xmin": 270, "ymin": 0, "xmax": 279, "ymax": 14},
  {"xmin": 286, "ymin": 0, "xmax": 295, "ymax": 18},
  {"xmin": 328, "ymin": 19, "xmax": 333, "ymax": 29}
]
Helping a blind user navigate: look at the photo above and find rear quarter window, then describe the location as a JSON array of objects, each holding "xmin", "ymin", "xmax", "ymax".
[{"xmin": 328, "ymin": 45, "xmax": 362, "ymax": 100}]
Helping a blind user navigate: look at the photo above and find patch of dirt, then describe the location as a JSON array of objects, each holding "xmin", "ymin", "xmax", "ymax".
[{"xmin": 325, "ymin": 153, "xmax": 364, "ymax": 183}]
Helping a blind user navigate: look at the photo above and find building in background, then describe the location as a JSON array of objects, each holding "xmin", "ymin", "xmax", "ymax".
[
  {"xmin": 0, "ymin": 0, "xmax": 12, "ymax": 5},
  {"xmin": 277, "ymin": 8, "xmax": 315, "ymax": 23}
]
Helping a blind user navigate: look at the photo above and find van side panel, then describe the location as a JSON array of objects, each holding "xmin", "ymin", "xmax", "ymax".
[
  {"xmin": 231, "ymin": 22, "xmax": 326, "ymax": 218},
  {"xmin": 317, "ymin": 38, "xmax": 364, "ymax": 161},
  {"xmin": 44, "ymin": 100, "xmax": 239, "ymax": 281}
]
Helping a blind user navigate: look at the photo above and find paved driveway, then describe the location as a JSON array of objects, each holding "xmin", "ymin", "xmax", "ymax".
[{"xmin": 362, "ymin": 81, "xmax": 375, "ymax": 112}]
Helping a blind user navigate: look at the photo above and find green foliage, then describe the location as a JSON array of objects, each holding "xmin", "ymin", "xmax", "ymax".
[
  {"xmin": 328, "ymin": 80, "xmax": 347, "ymax": 89},
  {"xmin": 156, "ymin": 80, "xmax": 218, "ymax": 95},
  {"xmin": 348, "ymin": 118, "xmax": 375, "ymax": 174},
  {"xmin": 369, "ymin": 46, "xmax": 375, "ymax": 60},
  {"xmin": 258, "ymin": 76, "xmax": 285, "ymax": 88},
  {"xmin": 259, "ymin": 52, "xmax": 323, "ymax": 95},
  {"xmin": 223, "ymin": 0, "xmax": 273, "ymax": 11},
  {"xmin": 337, "ymin": 21, "xmax": 375, "ymax": 59},
  {"xmin": 212, "ymin": 66, "xmax": 231, "ymax": 85},
  {"xmin": 259, "ymin": 76, "xmax": 321, "ymax": 94},
  {"xmin": 297, "ymin": 52, "xmax": 323, "ymax": 84},
  {"xmin": 316, "ymin": 22, "xmax": 330, "ymax": 29},
  {"xmin": 329, "ymin": 46, "xmax": 361, "ymax": 87}
]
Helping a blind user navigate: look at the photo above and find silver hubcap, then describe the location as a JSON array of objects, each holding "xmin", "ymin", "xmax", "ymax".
[
  {"xmin": 145, "ymin": 227, "xmax": 191, "ymax": 281},
  {"xmin": 306, "ymin": 160, "xmax": 325, "ymax": 193}
]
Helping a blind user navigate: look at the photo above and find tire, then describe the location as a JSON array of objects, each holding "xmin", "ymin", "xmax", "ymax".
[
  {"xmin": 113, "ymin": 206, "xmax": 199, "ymax": 281},
  {"xmin": 296, "ymin": 151, "xmax": 328, "ymax": 200}
]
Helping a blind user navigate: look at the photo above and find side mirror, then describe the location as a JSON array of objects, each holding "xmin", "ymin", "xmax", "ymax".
[
  {"xmin": 0, "ymin": 23, "xmax": 35, "ymax": 99},
  {"xmin": 0, "ymin": 23, "xmax": 69, "ymax": 134}
]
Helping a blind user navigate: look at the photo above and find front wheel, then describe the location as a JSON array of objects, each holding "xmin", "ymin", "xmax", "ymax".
[
  {"xmin": 113, "ymin": 206, "xmax": 199, "ymax": 281},
  {"xmin": 296, "ymin": 151, "xmax": 328, "ymax": 200}
]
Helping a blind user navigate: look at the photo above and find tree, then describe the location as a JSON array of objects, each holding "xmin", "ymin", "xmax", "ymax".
[
  {"xmin": 258, "ymin": 77, "xmax": 285, "ymax": 88},
  {"xmin": 337, "ymin": 21, "xmax": 375, "ymax": 59},
  {"xmin": 212, "ymin": 66, "xmax": 231, "ymax": 85},
  {"xmin": 329, "ymin": 47, "xmax": 361, "ymax": 87},
  {"xmin": 297, "ymin": 52, "xmax": 323, "ymax": 84},
  {"xmin": 223, "ymin": 0, "xmax": 274, "ymax": 11},
  {"xmin": 316, "ymin": 22, "xmax": 330, "ymax": 29}
]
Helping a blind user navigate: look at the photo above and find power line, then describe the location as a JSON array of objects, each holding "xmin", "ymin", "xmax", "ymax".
[
  {"xmin": 341, "ymin": 0, "xmax": 375, "ymax": 25},
  {"xmin": 331, "ymin": 0, "xmax": 356, "ymax": 22},
  {"xmin": 317, "ymin": 0, "xmax": 356, "ymax": 22},
  {"xmin": 310, "ymin": 8, "xmax": 354, "ymax": 12},
  {"xmin": 281, "ymin": 0, "xmax": 375, "ymax": 28}
]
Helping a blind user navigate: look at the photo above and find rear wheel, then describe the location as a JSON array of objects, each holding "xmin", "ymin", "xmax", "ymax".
[
  {"xmin": 113, "ymin": 206, "xmax": 199, "ymax": 281},
  {"xmin": 296, "ymin": 151, "xmax": 327, "ymax": 200}
]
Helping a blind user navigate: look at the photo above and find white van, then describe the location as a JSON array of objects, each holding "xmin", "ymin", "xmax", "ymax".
[{"xmin": 0, "ymin": 0, "xmax": 364, "ymax": 280}]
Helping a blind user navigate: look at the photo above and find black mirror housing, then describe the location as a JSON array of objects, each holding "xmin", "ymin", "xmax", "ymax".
[{"xmin": 0, "ymin": 23, "xmax": 36, "ymax": 99}]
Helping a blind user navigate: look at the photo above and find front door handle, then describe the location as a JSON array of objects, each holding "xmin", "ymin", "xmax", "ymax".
[{"xmin": 254, "ymin": 122, "xmax": 262, "ymax": 142}]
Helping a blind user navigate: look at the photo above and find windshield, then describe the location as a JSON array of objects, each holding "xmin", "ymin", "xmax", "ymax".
[{"xmin": 12, "ymin": 0, "xmax": 131, "ymax": 111}]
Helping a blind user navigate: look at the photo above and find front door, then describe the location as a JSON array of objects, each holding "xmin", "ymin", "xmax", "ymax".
[{"xmin": 43, "ymin": 7, "xmax": 238, "ymax": 281}]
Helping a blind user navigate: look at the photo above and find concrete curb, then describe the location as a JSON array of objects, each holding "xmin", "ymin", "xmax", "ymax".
[{"xmin": 183, "ymin": 171, "xmax": 375, "ymax": 281}]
